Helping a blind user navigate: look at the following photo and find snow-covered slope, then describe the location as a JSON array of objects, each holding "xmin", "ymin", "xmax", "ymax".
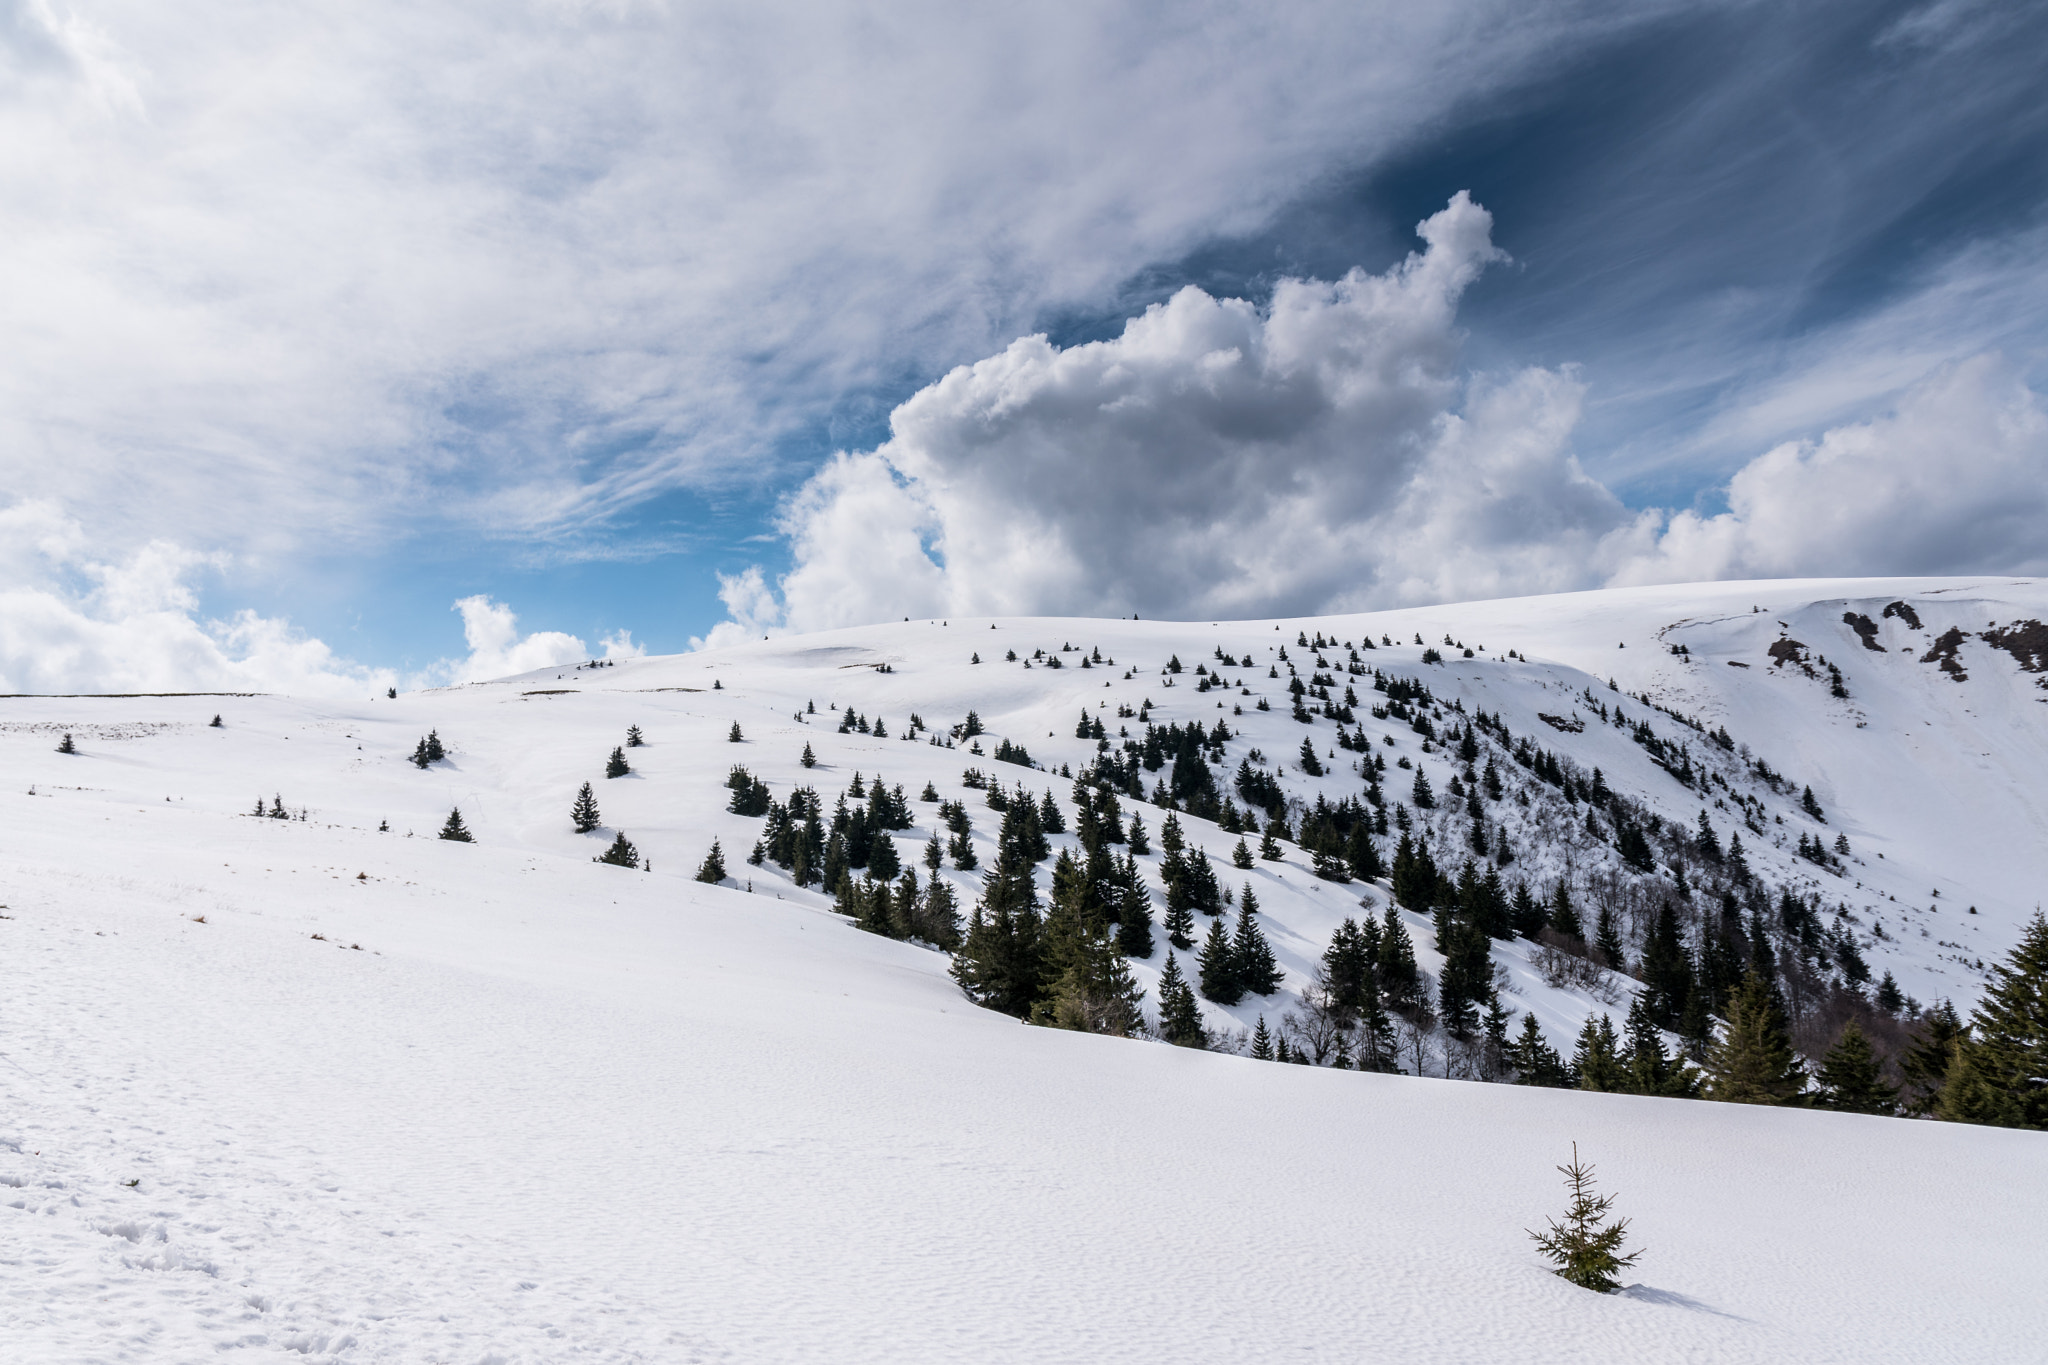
[{"xmin": 2, "ymin": 576, "xmax": 2044, "ymax": 1362}]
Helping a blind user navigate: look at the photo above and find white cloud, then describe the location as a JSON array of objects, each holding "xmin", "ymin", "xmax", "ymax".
[
  {"xmin": 727, "ymin": 196, "xmax": 1643, "ymax": 630},
  {"xmin": 0, "ymin": 0, "xmax": 1652, "ymax": 576},
  {"xmin": 709, "ymin": 202, "xmax": 2048, "ymax": 636},
  {"xmin": 0, "ymin": 501, "xmax": 608, "ymax": 692},
  {"xmin": 443, "ymin": 597, "xmax": 589, "ymax": 684},
  {"xmin": 0, "ymin": 501, "xmax": 395, "ymax": 696},
  {"xmin": 1611, "ymin": 355, "xmax": 2048, "ymax": 583}
]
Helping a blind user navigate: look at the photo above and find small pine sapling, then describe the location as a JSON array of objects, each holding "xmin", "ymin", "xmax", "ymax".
[
  {"xmin": 596, "ymin": 831, "xmax": 640, "ymax": 867},
  {"xmin": 695, "ymin": 839, "xmax": 728, "ymax": 884},
  {"xmin": 1527, "ymin": 1143, "xmax": 1643, "ymax": 1293},
  {"xmin": 57, "ymin": 733, "xmax": 76, "ymax": 754},
  {"xmin": 729, "ymin": 721, "xmax": 744, "ymax": 743},
  {"xmin": 606, "ymin": 746, "xmax": 630, "ymax": 778},
  {"xmin": 438, "ymin": 808, "xmax": 474, "ymax": 842},
  {"xmin": 209, "ymin": 714, "xmax": 223, "ymax": 728},
  {"xmin": 801, "ymin": 742, "xmax": 818, "ymax": 768},
  {"xmin": 424, "ymin": 730, "xmax": 445, "ymax": 762},
  {"xmin": 571, "ymin": 782, "xmax": 601, "ymax": 833},
  {"xmin": 626, "ymin": 724, "xmax": 644, "ymax": 748}
]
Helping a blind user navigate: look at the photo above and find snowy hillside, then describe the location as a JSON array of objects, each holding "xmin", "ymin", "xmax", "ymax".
[{"xmin": 3, "ymin": 575, "xmax": 2045, "ymax": 1362}]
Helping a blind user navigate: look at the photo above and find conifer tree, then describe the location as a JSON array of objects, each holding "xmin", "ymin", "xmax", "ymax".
[
  {"xmin": 1232, "ymin": 838, "xmax": 1254, "ymax": 869},
  {"xmin": 923, "ymin": 832, "xmax": 945, "ymax": 872},
  {"xmin": 411, "ymin": 737, "xmax": 431, "ymax": 769},
  {"xmin": 1376, "ymin": 908, "xmax": 1421, "ymax": 1015},
  {"xmin": 1901, "ymin": 999, "xmax": 1965, "ymax": 1115},
  {"xmin": 1163, "ymin": 894, "xmax": 1195, "ymax": 952},
  {"xmin": 1113, "ymin": 854, "xmax": 1155, "ymax": 959},
  {"xmin": 1251, "ymin": 1015, "xmax": 1274, "ymax": 1060},
  {"xmin": 1815, "ymin": 1022, "xmax": 1897, "ymax": 1115},
  {"xmin": 1231, "ymin": 891, "xmax": 1283, "ymax": 997},
  {"xmin": 1639, "ymin": 902, "xmax": 1692, "ymax": 1028},
  {"xmin": 438, "ymin": 807, "xmax": 474, "ymax": 842},
  {"xmin": 1126, "ymin": 812, "xmax": 1150, "ymax": 855},
  {"xmin": 1528, "ymin": 1144, "xmax": 1644, "ymax": 1293},
  {"xmin": 1345, "ymin": 824, "xmax": 1383, "ymax": 882},
  {"xmin": 801, "ymin": 742, "xmax": 817, "ymax": 768},
  {"xmin": 1411, "ymin": 769, "xmax": 1435, "ymax": 809},
  {"xmin": 1156, "ymin": 952, "xmax": 1206, "ymax": 1047},
  {"xmin": 606, "ymin": 746, "xmax": 630, "ymax": 778},
  {"xmin": 1573, "ymin": 1015, "xmax": 1626, "ymax": 1092},
  {"xmin": 1622, "ymin": 994, "xmax": 1698, "ymax": 1097},
  {"xmin": 868, "ymin": 834, "xmax": 902, "ymax": 882},
  {"xmin": 1703, "ymin": 970, "xmax": 1805, "ymax": 1104},
  {"xmin": 1259, "ymin": 828, "xmax": 1283, "ymax": 861},
  {"xmin": 1594, "ymin": 906, "xmax": 1625, "ymax": 970},
  {"xmin": 1037, "ymin": 924, "xmax": 1146, "ymax": 1037},
  {"xmin": 1198, "ymin": 916, "xmax": 1242, "ymax": 1004},
  {"xmin": 1939, "ymin": 912, "xmax": 2048, "ymax": 1129},
  {"xmin": 424, "ymin": 730, "xmax": 445, "ymax": 762},
  {"xmin": 626, "ymin": 725, "xmax": 644, "ymax": 748},
  {"xmin": 571, "ymin": 782, "xmax": 601, "ymax": 833},
  {"xmin": 56, "ymin": 732, "xmax": 76, "ymax": 754},
  {"xmin": 596, "ymin": 831, "xmax": 639, "ymax": 867},
  {"xmin": 1298, "ymin": 738, "xmax": 1323, "ymax": 777},
  {"xmin": 695, "ymin": 839, "xmax": 728, "ymax": 884},
  {"xmin": 728, "ymin": 721, "xmax": 744, "ymax": 743},
  {"xmin": 1507, "ymin": 1012, "xmax": 1572, "ymax": 1087},
  {"xmin": 1548, "ymin": 881, "xmax": 1584, "ymax": 941}
]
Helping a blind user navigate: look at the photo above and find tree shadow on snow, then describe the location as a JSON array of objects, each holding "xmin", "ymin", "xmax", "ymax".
[{"xmin": 1617, "ymin": 1284, "xmax": 1751, "ymax": 1322}]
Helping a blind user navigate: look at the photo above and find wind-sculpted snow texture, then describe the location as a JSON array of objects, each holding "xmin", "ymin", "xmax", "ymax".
[{"xmin": 1, "ymin": 576, "xmax": 2044, "ymax": 1361}]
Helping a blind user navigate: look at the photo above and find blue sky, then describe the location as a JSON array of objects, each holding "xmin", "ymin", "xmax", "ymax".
[{"xmin": 4, "ymin": 0, "xmax": 2046, "ymax": 688}]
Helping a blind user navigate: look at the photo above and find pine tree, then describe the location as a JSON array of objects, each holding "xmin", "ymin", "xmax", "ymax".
[
  {"xmin": 424, "ymin": 730, "xmax": 445, "ymax": 762},
  {"xmin": 1232, "ymin": 838, "xmax": 1254, "ymax": 869},
  {"xmin": 868, "ymin": 834, "xmax": 902, "ymax": 882},
  {"xmin": 1801, "ymin": 785, "xmax": 1825, "ymax": 821},
  {"xmin": 1573, "ymin": 1015, "xmax": 1626, "ymax": 1092},
  {"xmin": 1298, "ymin": 738, "xmax": 1323, "ymax": 777},
  {"xmin": 728, "ymin": 721, "xmax": 744, "ymax": 743},
  {"xmin": 1156, "ymin": 952, "xmax": 1206, "ymax": 1047},
  {"xmin": 209, "ymin": 714, "xmax": 223, "ymax": 728},
  {"xmin": 1259, "ymin": 828, "xmax": 1283, "ymax": 861},
  {"xmin": 1815, "ymin": 1022, "xmax": 1897, "ymax": 1115},
  {"xmin": 56, "ymin": 733, "xmax": 76, "ymax": 754},
  {"xmin": 1126, "ymin": 813, "xmax": 1150, "ymax": 855},
  {"xmin": 1548, "ymin": 881, "xmax": 1583, "ymax": 941},
  {"xmin": 1940, "ymin": 912, "xmax": 2048, "ymax": 1129},
  {"xmin": 1231, "ymin": 892, "xmax": 1283, "ymax": 996},
  {"xmin": 1901, "ymin": 999, "xmax": 1965, "ymax": 1115},
  {"xmin": 411, "ymin": 737, "xmax": 430, "ymax": 769},
  {"xmin": 596, "ymin": 831, "xmax": 639, "ymax": 867},
  {"xmin": 1704, "ymin": 970, "xmax": 1805, "ymax": 1104},
  {"xmin": 1250, "ymin": 1015, "xmax": 1274, "ymax": 1060},
  {"xmin": 1411, "ymin": 769, "xmax": 1435, "ymax": 809},
  {"xmin": 695, "ymin": 839, "xmax": 728, "ymax": 884},
  {"xmin": 1508, "ymin": 1012, "xmax": 1572, "ymax": 1087},
  {"xmin": 625, "ymin": 725, "xmax": 644, "ymax": 748},
  {"xmin": 438, "ymin": 807, "xmax": 474, "ymax": 842},
  {"xmin": 1639, "ymin": 902, "xmax": 1692, "ymax": 1029},
  {"xmin": 1622, "ymin": 994, "xmax": 1698, "ymax": 1097},
  {"xmin": 1594, "ymin": 906, "xmax": 1625, "ymax": 970},
  {"xmin": 801, "ymin": 742, "xmax": 818, "ymax": 768},
  {"xmin": 1037, "ymin": 924, "xmax": 1146, "ymax": 1037},
  {"xmin": 571, "ymin": 782, "xmax": 601, "ymax": 833},
  {"xmin": 606, "ymin": 746, "xmax": 630, "ymax": 778},
  {"xmin": 1198, "ymin": 916, "xmax": 1242, "ymax": 1004},
  {"xmin": 1527, "ymin": 1144, "xmax": 1644, "ymax": 1293},
  {"xmin": 1113, "ymin": 854, "xmax": 1155, "ymax": 959},
  {"xmin": 1163, "ymin": 894, "xmax": 1195, "ymax": 952}
]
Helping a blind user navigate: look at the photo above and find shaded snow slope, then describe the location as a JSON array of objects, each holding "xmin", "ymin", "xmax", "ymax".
[{"xmin": 2, "ymin": 575, "xmax": 2044, "ymax": 1361}]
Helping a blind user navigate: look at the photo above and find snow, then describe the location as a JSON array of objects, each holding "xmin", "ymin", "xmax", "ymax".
[{"xmin": 2, "ymin": 575, "xmax": 2045, "ymax": 1362}]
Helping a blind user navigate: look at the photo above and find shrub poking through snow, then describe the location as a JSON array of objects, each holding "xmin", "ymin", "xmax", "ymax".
[
  {"xmin": 596, "ymin": 832, "xmax": 639, "ymax": 868},
  {"xmin": 1528, "ymin": 1143, "xmax": 1642, "ymax": 1293},
  {"xmin": 695, "ymin": 839, "xmax": 728, "ymax": 884},
  {"xmin": 439, "ymin": 808, "xmax": 474, "ymax": 842}
]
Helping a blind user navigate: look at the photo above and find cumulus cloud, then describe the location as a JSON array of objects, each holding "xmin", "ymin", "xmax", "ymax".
[
  {"xmin": 707, "ymin": 199, "xmax": 2048, "ymax": 635},
  {"xmin": 0, "ymin": 501, "xmax": 396, "ymax": 696},
  {"xmin": 724, "ymin": 196, "xmax": 1644, "ymax": 629},
  {"xmin": 0, "ymin": 501, "xmax": 614, "ymax": 692},
  {"xmin": 1612, "ymin": 355, "xmax": 2048, "ymax": 583}
]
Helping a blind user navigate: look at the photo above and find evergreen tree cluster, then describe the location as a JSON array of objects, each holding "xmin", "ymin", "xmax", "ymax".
[{"xmin": 410, "ymin": 730, "xmax": 446, "ymax": 768}]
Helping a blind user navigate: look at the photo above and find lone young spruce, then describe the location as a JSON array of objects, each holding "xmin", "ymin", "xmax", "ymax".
[
  {"xmin": 571, "ymin": 782, "xmax": 601, "ymax": 833},
  {"xmin": 1528, "ymin": 1143, "xmax": 1643, "ymax": 1293},
  {"xmin": 438, "ymin": 808, "xmax": 474, "ymax": 842}
]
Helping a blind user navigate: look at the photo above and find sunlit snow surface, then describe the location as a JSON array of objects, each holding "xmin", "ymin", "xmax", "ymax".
[{"xmin": 2, "ymin": 576, "xmax": 2044, "ymax": 1361}]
